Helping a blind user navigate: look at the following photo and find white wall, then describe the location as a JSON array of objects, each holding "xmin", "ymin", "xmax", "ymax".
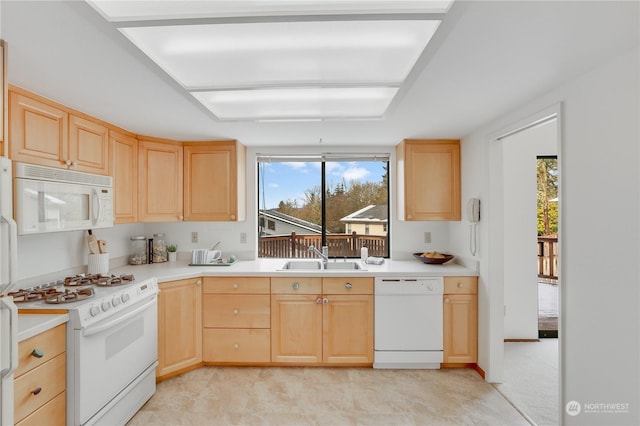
[
  {"xmin": 449, "ymin": 48, "xmax": 639, "ymax": 425},
  {"xmin": 502, "ymin": 120, "xmax": 557, "ymax": 339}
]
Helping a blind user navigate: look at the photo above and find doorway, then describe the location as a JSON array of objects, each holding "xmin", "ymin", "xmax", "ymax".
[{"xmin": 493, "ymin": 114, "xmax": 560, "ymax": 425}]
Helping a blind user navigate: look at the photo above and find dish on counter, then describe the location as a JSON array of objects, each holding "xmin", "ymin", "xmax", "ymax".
[{"xmin": 413, "ymin": 252, "xmax": 455, "ymax": 264}]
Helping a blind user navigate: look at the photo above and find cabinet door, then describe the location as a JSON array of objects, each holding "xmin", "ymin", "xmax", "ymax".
[
  {"xmin": 184, "ymin": 142, "xmax": 243, "ymax": 221},
  {"xmin": 9, "ymin": 90, "xmax": 68, "ymax": 167},
  {"xmin": 323, "ymin": 294, "xmax": 373, "ymax": 364},
  {"xmin": 109, "ymin": 131, "xmax": 137, "ymax": 223},
  {"xmin": 157, "ymin": 278, "xmax": 202, "ymax": 378},
  {"xmin": 443, "ymin": 294, "xmax": 478, "ymax": 363},
  {"xmin": 398, "ymin": 139, "xmax": 461, "ymax": 221},
  {"xmin": 68, "ymin": 114, "xmax": 109, "ymax": 175},
  {"xmin": 271, "ymin": 294, "xmax": 322, "ymax": 363},
  {"xmin": 138, "ymin": 139, "xmax": 183, "ymax": 222}
]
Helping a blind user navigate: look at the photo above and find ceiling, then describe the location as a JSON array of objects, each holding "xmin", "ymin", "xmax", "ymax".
[{"xmin": 1, "ymin": 1, "xmax": 638, "ymax": 146}]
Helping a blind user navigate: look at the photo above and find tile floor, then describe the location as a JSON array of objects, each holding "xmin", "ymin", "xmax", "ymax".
[{"xmin": 128, "ymin": 367, "xmax": 529, "ymax": 426}]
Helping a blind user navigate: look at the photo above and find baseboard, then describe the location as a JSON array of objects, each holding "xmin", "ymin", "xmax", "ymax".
[
  {"xmin": 473, "ymin": 364, "xmax": 485, "ymax": 379},
  {"xmin": 504, "ymin": 339, "xmax": 540, "ymax": 342}
]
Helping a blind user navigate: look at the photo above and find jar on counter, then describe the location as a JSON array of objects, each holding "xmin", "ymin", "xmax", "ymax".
[
  {"xmin": 129, "ymin": 236, "xmax": 147, "ymax": 265},
  {"xmin": 153, "ymin": 233, "xmax": 168, "ymax": 263}
]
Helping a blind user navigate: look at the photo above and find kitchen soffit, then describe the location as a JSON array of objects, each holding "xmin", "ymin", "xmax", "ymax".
[{"xmin": 87, "ymin": 1, "xmax": 453, "ymax": 122}]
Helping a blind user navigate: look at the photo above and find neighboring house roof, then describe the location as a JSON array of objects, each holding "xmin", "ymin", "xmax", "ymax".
[
  {"xmin": 259, "ymin": 209, "xmax": 322, "ymax": 234},
  {"xmin": 340, "ymin": 205, "xmax": 388, "ymax": 223}
]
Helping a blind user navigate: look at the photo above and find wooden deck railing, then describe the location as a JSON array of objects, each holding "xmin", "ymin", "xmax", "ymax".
[
  {"xmin": 259, "ymin": 232, "xmax": 387, "ymax": 258},
  {"xmin": 538, "ymin": 236, "xmax": 558, "ymax": 281}
]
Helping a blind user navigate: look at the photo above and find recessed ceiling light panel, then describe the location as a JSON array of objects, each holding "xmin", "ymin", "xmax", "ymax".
[
  {"xmin": 120, "ymin": 20, "xmax": 440, "ymax": 88},
  {"xmin": 192, "ymin": 87, "xmax": 398, "ymax": 120}
]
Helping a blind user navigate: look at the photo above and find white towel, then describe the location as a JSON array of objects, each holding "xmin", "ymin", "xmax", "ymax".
[{"xmin": 365, "ymin": 257, "xmax": 385, "ymax": 265}]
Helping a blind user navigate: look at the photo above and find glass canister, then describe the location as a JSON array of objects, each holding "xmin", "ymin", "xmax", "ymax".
[
  {"xmin": 153, "ymin": 233, "xmax": 168, "ymax": 263},
  {"xmin": 129, "ymin": 236, "xmax": 147, "ymax": 265}
]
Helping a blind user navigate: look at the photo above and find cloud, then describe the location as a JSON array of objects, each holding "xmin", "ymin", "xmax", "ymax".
[
  {"xmin": 282, "ymin": 162, "xmax": 308, "ymax": 172},
  {"xmin": 342, "ymin": 166, "xmax": 370, "ymax": 181},
  {"xmin": 268, "ymin": 183, "xmax": 279, "ymax": 188}
]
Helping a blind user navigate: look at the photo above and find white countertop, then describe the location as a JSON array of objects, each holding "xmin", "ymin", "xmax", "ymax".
[
  {"xmin": 111, "ymin": 258, "xmax": 478, "ymax": 284},
  {"xmin": 18, "ymin": 313, "xmax": 69, "ymax": 342}
]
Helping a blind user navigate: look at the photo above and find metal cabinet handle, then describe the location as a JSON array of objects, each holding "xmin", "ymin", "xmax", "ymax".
[
  {"xmin": 178, "ymin": 215, "xmax": 184, "ymax": 220},
  {"xmin": 444, "ymin": 298, "xmax": 450, "ymax": 304},
  {"xmin": 196, "ymin": 280, "xmax": 202, "ymax": 285},
  {"xmin": 316, "ymin": 297, "xmax": 322, "ymax": 304},
  {"xmin": 230, "ymin": 214, "xmax": 236, "ymax": 220},
  {"xmin": 292, "ymin": 282, "xmax": 299, "ymax": 290},
  {"xmin": 345, "ymin": 283, "xmax": 352, "ymax": 289},
  {"xmin": 457, "ymin": 282, "xmax": 464, "ymax": 288},
  {"xmin": 31, "ymin": 348, "xmax": 44, "ymax": 358},
  {"xmin": 233, "ymin": 343, "xmax": 239, "ymax": 349},
  {"xmin": 323, "ymin": 297, "xmax": 329, "ymax": 304},
  {"xmin": 233, "ymin": 283, "xmax": 239, "ymax": 289},
  {"xmin": 233, "ymin": 308, "xmax": 239, "ymax": 315},
  {"xmin": 32, "ymin": 387, "xmax": 42, "ymax": 395}
]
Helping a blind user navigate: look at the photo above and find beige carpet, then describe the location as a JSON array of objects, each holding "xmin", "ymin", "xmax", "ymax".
[
  {"xmin": 129, "ymin": 366, "xmax": 529, "ymax": 425},
  {"xmin": 494, "ymin": 340, "xmax": 559, "ymax": 426}
]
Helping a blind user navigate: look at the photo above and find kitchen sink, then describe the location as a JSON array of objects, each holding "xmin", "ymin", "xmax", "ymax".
[
  {"xmin": 323, "ymin": 262, "xmax": 364, "ymax": 270},
  {"xmin": 280, "ymin": 260, "xmax": 323, "ymax": 270},
  {"xmin": 279, "ymin": 260, "xmax": 366, "ymax": 271}
]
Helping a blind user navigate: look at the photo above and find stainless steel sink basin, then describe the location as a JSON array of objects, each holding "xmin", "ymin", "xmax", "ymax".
[
  {"xmin": 323, "ymin": 261, "xmax": 364, "ymax": 270},
  {"xmin": 279, "ymin": 260, "xmax": 365, "ymax": 271},
  {"xmin": 280, "ymin": 260, "xmax": 323, "ymax": 270}
]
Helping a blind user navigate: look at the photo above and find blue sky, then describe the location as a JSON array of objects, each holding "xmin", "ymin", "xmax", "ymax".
[{"xmin": 258, "ymin": 161, "xmax": 386, "ymax": 209}]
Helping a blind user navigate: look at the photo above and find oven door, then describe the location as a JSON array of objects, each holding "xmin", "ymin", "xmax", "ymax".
[{"xmin": 72, "ymin": 295, "xmax": 157, "ymax": 425}]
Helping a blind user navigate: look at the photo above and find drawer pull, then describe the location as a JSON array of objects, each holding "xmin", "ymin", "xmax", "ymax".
[
  {"xmin": 457, "ymin": 282, "xmax": 464, "ymax": 288},
  {"xmin": 233, "ymin": 343, "xmax": 239, "ymax": 350},
  {"xmin": 32, "ymin": 387, "xmax": 42, "ymax": 396},
  {"xmin": 315, "ymin": 297, "xmax": 322, "ymax": 304},
  {"xmin": 292, "ymin": 282, "xmax": 299, "ymax": 290},
  {"xmin": 31, "ymin": 349, "xmax": 44, "ymax": 358},
  {"xmin": 233, "ymin": 309, "xmax": 239, "ymax": 315},
  {"xmin": 233, "ymin": 283, "xmax": 239, "ymax": 289},
  {"xmin": 444, "ymin": 298, "xmax": 450, "ymax": 304},
  {"xmin": 345, "ymin": 283, "xmax": 352, "ymax": 289}
]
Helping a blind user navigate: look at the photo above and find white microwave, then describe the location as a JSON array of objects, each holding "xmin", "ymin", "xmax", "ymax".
[{"xmin": 14, "ymin": 162, "xmax": 113, "ymax": 235}]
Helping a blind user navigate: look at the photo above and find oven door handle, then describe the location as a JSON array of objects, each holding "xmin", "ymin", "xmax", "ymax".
[{"xmin": 83, "ymin": 297, "xmax": 156, "ymax": 337}]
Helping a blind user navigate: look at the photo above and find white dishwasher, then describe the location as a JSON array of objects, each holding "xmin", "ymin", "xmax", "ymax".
[{"xmin": 374, "ymin": 276, "xmax": 444, "ymax": 369}]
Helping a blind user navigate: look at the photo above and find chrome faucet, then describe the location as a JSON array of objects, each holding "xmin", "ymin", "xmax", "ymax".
[{"xmin": 308, "ymin": 245, "xmax": 329, "ymax": 265}]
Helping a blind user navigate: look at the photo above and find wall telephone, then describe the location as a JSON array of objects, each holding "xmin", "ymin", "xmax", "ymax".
[{"xmin": 467, "ymin": 198, "xmax": 480, "ymax": 223}]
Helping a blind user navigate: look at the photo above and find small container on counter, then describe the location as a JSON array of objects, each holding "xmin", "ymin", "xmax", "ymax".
[
  {"xmin": 129, "ymin": 236, "xmax": 147, "ymax": 265},
  {"xmin": 153, "ymin": 233, "xmax": 168, "ymax": 263}
]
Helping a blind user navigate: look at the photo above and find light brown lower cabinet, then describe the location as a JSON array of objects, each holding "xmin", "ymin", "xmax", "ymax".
[
  {"xmin": 157, "ymin": 278, "xmax": 203, "ymax": 379},
  {"xmin": 202, "ymin": 277, "xmax": 271, "ymax": 364},
  {"xmin": 271, "ymin": 277, "xmax": 373, "ymax": 365},
  {"xmin": 14, "ymin": 323, "xmax": 66, "ymax": 425},
  {"xmin": 443, "ymin": 276, "xmax": 478, "ymax": 364}
]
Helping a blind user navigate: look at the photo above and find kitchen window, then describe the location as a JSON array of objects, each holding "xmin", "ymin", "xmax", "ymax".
[{"xmin": 257, "ymin": 154, "xmax": 389, "ymax": 258}]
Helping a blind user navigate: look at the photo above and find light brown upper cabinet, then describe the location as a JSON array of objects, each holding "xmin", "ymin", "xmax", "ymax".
[
  {"xmin": 183, "ymin": 141, "xmax": 246, "ymax": 222},
  {"xmin": 9, "ymin": 86, "xmax": 109, "ymax": 174},
  {"xmin": 138, "ymin": 138, "xmax": 183, "ymax": 222},
  {"xmin": 396, "ymin": 139, "xmax": 461, "ymax": 221},
  {"xmin": 110, "ymin": 130, "xmax": 138, "ymax": 224},
  {"xmin": 0, "ymin": 41, "xmax": 7, "ymax": 156}
]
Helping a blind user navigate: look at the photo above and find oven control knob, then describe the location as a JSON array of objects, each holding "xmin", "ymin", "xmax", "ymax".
[
  {"xmin": 102, "ymin": 301, "xmax": 112, "ymax": 312},
  {"xmin": 112, "ymin": 297, "xmax": 121, "ymax": 307},
  {"xmin": 90, "ymin": 306, "xmax": 100, "ymax": 317},
  {"xmin": 121, "ymin": 293, "xmax": 131, "ymax": 303}
]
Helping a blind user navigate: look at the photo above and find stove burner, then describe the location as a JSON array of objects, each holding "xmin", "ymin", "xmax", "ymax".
[
  {"xmin": 64, "ymin": 273, "xmax": 135, "ymax": 287},
  {"xmin": 96, "ymin": 274, "xmax": 135, "ymax": 287},
  {"xmin": 45, "ymin": 288, "xmax": 95, "ymax": 304},
  {"xmin": 7, "ymin": 288, "xmax": 61, "ymax": 303}
]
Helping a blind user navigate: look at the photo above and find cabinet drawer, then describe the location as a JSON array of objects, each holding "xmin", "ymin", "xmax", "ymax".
[
  {"xmin": 271, "ymin": 277, "xmax": 321, "ymax": 294},
  {"xmin": 203, "ymin": 329, "xmax": 270, "ymax": 363},
  {"xmin": 203, "ymin": 295, "xmax": 270, "ymax": 328},
  {"xmin": 322, "ymin": 277, "xmax": 373, "ymax": 295},
  {"xmin": 16, "ymin": 390, "xmax": 65, "ymax": 426},
  {"xmin": 203, "ymin": 277, "xmax": 270, "ymax": 294},
  {"xmin": 14, "ymin": 353, "xmax": 66, "ymax": 424},
  {"xmin": 444, "ymin": 276, "xmax": 478, "ymax": 294},
  {"xmin": 15, "ymin": 324, "xmax": 66, "ymax": 378}
]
